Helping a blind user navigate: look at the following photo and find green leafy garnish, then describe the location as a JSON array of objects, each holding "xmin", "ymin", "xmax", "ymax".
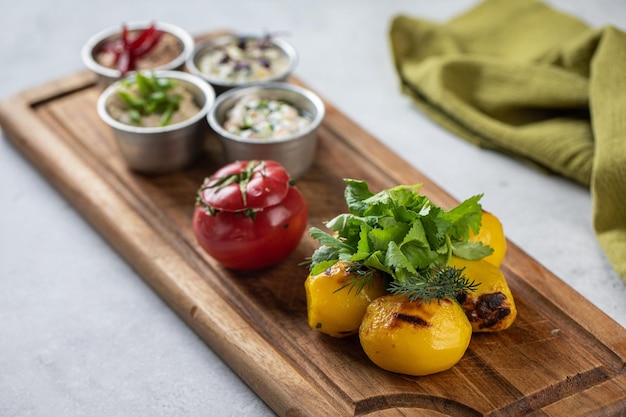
[
  {"xmin": 387, "ymin": 265, "xmax": 479, "ymax": 303},
  {"xmin": 117, "ymin": 71, "xmax": 183, "ymax": 126},
  {"xmin": 309, "ymin": 179, "xmax": 493, "ymax": 303}
]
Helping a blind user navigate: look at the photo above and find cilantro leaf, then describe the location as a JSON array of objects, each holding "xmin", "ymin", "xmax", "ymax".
[
  {"xmin": 451, "ymin": 240, "xmax": 493, "ymax": 260},
  {"xmin": 441, "ymin": 194, "xmax": 484, "ymax": 240},
  {"xmin": 344, "ymin": 179, "xmax": 375, "ymax": 215}
]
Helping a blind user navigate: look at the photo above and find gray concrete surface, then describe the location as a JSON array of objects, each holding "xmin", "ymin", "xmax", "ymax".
[{"xmin": 1, "ymin": 1, "xmax": 625, "ymax": 416}]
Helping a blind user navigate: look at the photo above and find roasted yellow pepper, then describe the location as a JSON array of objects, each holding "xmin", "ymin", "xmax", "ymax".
[
  {"xmin": 469, "ymin": 210, "xmax": 507, "ymax": 267},
  {"xmin": 305, "ymin": 261, "xmax": 388, "ymax": 338},
  {"xmin": 359, "ymin": 294, "xmax": 472, "ymax": 376},
  {"xmin": 450, "ymin": 256, "xmax": 517, "ymax": 332}
]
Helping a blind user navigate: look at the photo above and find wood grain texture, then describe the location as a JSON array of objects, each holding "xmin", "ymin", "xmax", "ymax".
[{"xmin": 1, "ymin": 61, "xmax": 625, "ymax": 416}]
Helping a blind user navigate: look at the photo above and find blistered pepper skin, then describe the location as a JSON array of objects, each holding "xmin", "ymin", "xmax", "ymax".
[
  {"xmin": 305, "ymin": 261, "xmax": 387, "ymax": 338},
  {"xmin": 359, "ymin": 294, "xmax": 472, "ymax": 376},
  {"xmin": 450, "ymin": 256, "xmax": 517, "ymax": 332}
]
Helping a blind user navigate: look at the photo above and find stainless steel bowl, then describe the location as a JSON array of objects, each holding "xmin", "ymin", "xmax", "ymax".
[
  {"xmin": 186, "ymin": 34, "xmax": 298, "ymax": 95},
  {"xmin": 97, "ymin": 70, "xmax": 216, "ymax": 174},
  {"xmin": 207, "ymin": 82, "xmax": 325, "ymax": 180},
  {"xmin": 82, "ymin": 21, "xmax": 194, "ymax": 86}
]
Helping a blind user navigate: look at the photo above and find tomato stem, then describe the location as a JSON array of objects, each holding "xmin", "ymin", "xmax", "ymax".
[{"xmin": 200, "ymin": 160, "xmax": 266, "ymax": 209}]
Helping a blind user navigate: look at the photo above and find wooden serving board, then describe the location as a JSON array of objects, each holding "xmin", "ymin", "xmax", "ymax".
[{"xmin": 2, "ymin": 63, "xmax": 626, "ymax": 416}]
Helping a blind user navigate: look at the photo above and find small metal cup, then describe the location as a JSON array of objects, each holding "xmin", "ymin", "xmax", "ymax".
[
  {"xmin": 82, "ymin": 21, "xmax": 195, "ymax": 86},
  {"xmin": 207, "ymin": 82, "xmax": 325, "ymax": 180},
  {"xmin": 186, "ymin": 34, "xmax": 298, "ymax": 95},
  {"xmin": 97, "ymin": 70, "xmax": 216, "ymax": 174}
]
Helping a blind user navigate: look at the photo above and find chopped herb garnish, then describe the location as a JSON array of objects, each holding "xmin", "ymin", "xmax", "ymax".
[
  {"xmin": 198, "ymin": 160, "xmax": 267, "ymax": 210},
  {"xmin": 116, "ymin": 71, "xmax": 182, "ymax": 126}
]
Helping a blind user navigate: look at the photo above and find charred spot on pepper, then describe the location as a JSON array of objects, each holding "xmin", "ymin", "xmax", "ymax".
[
  {"xmin": 456, "ymin": 291, "xmax": 468, "ymax": 304},
  {"xmin": 392, "ymin": 312, "xmax": 430, "ymax": 327},
  {"xmin": 478, "ymin": 292, "xmax": 507, "ymax": 312},
  {"xmin": 462, "ymin": 291, "xmax": 512, "ymax": 328},
  {"xmin": 480, "ymin": 307, "xmax": 511, "ymax": 329}
]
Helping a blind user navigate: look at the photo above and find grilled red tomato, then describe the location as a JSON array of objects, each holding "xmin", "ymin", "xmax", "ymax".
[{"xmin": 193, "ymin": 160, "xmax": 308, "ymax": 271}]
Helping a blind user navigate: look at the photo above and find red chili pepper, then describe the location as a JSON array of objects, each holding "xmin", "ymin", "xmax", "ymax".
[
  {"xmin": 121, "ymin": 24, "xmax": 130, "ymax": 49},
  {"xmin": 132, "ymin": 28, "xmax": 163, "ymax": 58},
  {"xmin": 100, "ymin": 22, "xmax": 164, "ymax": 76},
  {"xmin": 116, "ymin": 48, "xmax": 132, "ymax": 75},
  {"xmin": 129, "ymin": 24, "xmax": 155, "ymax": 49}
]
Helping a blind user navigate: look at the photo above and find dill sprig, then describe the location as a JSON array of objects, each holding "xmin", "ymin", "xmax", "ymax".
[
  {"xmin": 388, "ymin": 265, "xmax": 478, "ymax": 303},
  {"xmin": 333, "ymin": 262, "xmax": 382, "ymax": 296}
]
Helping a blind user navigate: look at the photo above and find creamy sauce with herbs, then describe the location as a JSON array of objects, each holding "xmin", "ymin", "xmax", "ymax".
[
  {"xmin": 197, "ymin": 37, "xmax": 289, "ymax": 84},
  {"xmin": 107, "ymin": 77, "xmax": 199, "ymax": 127},
  {"xmin": 223, "ymin": 94, "xmax": 312, "ymax": 139}
]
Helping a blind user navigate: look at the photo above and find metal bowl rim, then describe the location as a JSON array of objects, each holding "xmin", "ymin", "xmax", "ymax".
[
  {"xmin": 97, "ymin": 70, "xmax": 216, "ymax": 134},
  {"xmin": 207, "ymin": 82, "xmax": 325, "ymax": 144},
  {"xmin": 81, "ymin": 21, "xmax": 195, "ymax": 80},
  {"xmin": 186, "ymin": 34, "xmax": 299, "ymax": 88}
]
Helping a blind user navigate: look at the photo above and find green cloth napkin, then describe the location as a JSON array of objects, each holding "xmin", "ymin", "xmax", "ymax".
[{"xmin": 389, "ymin": 0, "xmax": 626, "ymax": 281}]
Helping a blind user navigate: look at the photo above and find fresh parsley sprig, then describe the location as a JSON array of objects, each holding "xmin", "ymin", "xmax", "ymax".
[{"xmin": 309, "ymin": 179, "xmax": 493, "ymax": 303}]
